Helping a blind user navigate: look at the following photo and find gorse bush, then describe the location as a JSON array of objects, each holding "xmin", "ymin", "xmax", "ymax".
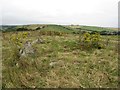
[
  {"xmin": 10, "ymin": 32, "xmax": 28, "ymax": 48},
  {"xmin": 91, "ymin": 33, "xmax": 101, "ymax": 48},
  {"xmin": 8, "ymin": 32, "xmax": 29, "ymax": 66},
  {"xmin": 79, "ymin": 32, "xmax": 104, "ymax": 50}
]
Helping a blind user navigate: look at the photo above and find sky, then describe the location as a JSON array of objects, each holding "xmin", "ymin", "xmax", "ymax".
[{"xmin": 1, "ymin": 0, "xmax": 119, "ymax": 27}]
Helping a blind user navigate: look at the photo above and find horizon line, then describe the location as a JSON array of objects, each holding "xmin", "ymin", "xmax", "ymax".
[{"xmin": 1, "ymin": 23, "xmax": 118, "ymax": 28}]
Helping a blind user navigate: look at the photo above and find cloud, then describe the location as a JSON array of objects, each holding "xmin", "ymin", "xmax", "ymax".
[{"xmin": 1, "ymin": 0, "xmax": 119, "ymax": 27}]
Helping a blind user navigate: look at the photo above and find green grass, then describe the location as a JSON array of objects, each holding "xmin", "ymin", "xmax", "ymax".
[
  {"xmin": 2, "ymin": 27, "xmax": 118, "ymax": 88},
  {"xmin": 39, "ymin": 25, "xmax": 76, "ymax": 33},
  {"xmin": 68, "ymin": 25, "xmax": 115, "ymax": 32}
]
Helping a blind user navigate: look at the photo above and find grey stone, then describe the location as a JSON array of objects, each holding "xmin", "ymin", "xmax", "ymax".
[{"xmin": 19, "ymin": 41, "xmax": 35, "ymax": 57}]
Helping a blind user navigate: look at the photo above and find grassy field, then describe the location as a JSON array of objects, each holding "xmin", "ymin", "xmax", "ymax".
[
  {"xmin": 67, "ymin": 25, "xmax": 116, "ymax": 32},
  {"xmin": 1, "ymin": 25, "xmax": 119, "ymax": 88}
]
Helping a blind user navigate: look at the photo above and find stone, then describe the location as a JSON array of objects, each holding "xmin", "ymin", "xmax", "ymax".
[
  {"xmin": 19, "ymin": 41, "xmax": 35, "ymax": 57},
  {"xmin": 49, "ymin": 62, "xmax": 57, "ymax": 66},
  {"xmin": 32, "ymin": 38, "xmax": 44, "ymax": 45}
]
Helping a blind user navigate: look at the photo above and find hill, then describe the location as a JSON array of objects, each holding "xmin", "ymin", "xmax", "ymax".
[
  {"xmin": 1, "ymin": 24, "xmax": 119, "ymax": 35},
  {"xmin": 39, "ymin": 25, "xmax": 77, "ymax": 33}
]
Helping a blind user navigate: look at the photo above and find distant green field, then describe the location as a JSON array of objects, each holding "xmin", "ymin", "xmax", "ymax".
[{"xmin": 68, "ymin": 25, "xmax": 115, "ymax": 32}]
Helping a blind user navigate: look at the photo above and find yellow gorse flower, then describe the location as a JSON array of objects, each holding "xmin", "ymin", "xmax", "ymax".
[
  {"xmin": 10, "ymin": 32, "xmax": 28, "ymax": 47},
  {"xmin": 79, "ymin": 32, "xmax": 103, "ymax": 49}
]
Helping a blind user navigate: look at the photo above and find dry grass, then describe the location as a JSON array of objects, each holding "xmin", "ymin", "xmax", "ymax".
[{"xmin": 2, "ymin": 31, "xmax": 118, "ymax": 88}]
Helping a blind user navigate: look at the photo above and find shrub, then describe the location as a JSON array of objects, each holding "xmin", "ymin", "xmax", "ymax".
[
  {"xmin": 79, "ymin": 32, "xmax": 104, "ymax": 50},
  {"xmin": 10, "ymin": 32, "xmax": 29, "ymax": 48}
]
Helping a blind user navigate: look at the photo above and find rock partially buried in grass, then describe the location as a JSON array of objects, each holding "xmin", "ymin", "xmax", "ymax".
[
  {"xmin": 19, "ymin": 37, "xmax": 44, "ymax": 58},
  {"xmin": 19, "ymin": 41, "xmax": 35, "ymax": 57},
  {"xmin": 49, "ymin": 62, "xmax": 57, "ymax": 66},
  {"xmin": 49, "ymin": 60, "xmax": 64, "ymax": 67},
  {"xmin": 24, "ymin": 41, "xmax": 35, "ymax": 54},
  {"xmin": 32, "ymin": 38, "xmax": 44, "ymax": 44}
]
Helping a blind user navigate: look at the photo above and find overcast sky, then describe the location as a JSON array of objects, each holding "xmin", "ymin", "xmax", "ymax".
[{"xmin": 1, "ymin": 0, "xmax": 119, "ymax": 27}]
